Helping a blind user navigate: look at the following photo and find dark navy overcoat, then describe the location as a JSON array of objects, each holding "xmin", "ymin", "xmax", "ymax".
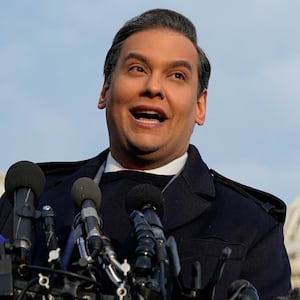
[{"xmin": 0, "ymin": 145, "xmax": 291, "ymax": 299}]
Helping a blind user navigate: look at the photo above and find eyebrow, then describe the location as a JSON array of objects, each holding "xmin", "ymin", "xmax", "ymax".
[
  {"xmin": 122, "ymin": 52, "xmax": 193, "ymax": 72},
  {"xmin": 123, "ymin": 52, "xmax": 148, "ymax": 64},
  {"xmin": 168, "ymin": 60, "xmax": 193, "ymax": 72}
]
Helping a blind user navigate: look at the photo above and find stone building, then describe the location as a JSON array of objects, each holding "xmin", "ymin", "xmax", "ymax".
[
  {"xmin": 285, "ymin": 196, "xmax": 300, "ymax": 288},
  {"xmin": 0, "ymin": 171, "xmax": 4, "ymax": 196}
]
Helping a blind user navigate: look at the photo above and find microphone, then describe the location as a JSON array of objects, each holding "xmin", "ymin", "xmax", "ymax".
[
  {"xmin": 126, "ymin": 184, "xmax": 169, "ymax": 297},
  {"xmin": 126, "ymin": 184, "xmax": 164, "ymax": 220},
  {"xmin": 71, "ymin": 177, "xmax": 126, "ymax": 288},
  {"xmin": 71, "ymin": 177, "xmax": 103, "ymax": 258},
  {"xmin": 5, "ymin": 161, "xmax": 45, "ymax": 264},
  {"xmin": 126, "ymin": 184, "xmax": 166, "ymax": 260}
]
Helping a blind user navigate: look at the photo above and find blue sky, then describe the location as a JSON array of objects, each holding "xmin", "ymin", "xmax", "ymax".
[{"xmin": 1, "ymin": 1, "xmax": 299, "ymax": 205}]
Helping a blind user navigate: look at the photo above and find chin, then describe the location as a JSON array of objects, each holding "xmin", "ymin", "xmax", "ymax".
[{"xmin": 128, "ymin": 142, "xmax": 160, "ymax": 156}]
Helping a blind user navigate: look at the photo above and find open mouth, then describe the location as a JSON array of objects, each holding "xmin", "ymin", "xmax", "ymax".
[{"xmin": 131, "ymin": 110, "xmax": 166, "ymax": 123}]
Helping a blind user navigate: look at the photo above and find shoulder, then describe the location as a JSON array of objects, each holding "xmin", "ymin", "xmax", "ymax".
[
  {"xmin": 186, "ymin": 145, "xmax": 286, "ymax": 224},
  {"xmin": 210, "ymin": 169, "xmax": 287, "ymax": 224},
  {"xmin": 37, "ymin": 149, "xmax": 109, "ymax": 190}
]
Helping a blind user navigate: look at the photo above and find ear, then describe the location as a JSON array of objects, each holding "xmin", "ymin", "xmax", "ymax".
[
  {"xmin": 98, "ymin": 82, "xmax": 110, "ymax": 109},
  {"xmin": 195, "ymin": 89, "xmax": 207, "ymax": 125}
]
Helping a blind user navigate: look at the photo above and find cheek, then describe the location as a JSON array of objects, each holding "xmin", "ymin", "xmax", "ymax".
[
  {"xmin": 174, "ymin": 97, "xmax": 198, "ymax": 121},
  {"xmin": 109, "ymin": 75, "xmax": 139, "ymax": 104},
  {"xmin": 176, "ymin": 102, "xmax": 199, "ymax": 133},
  {"xmin": 104, "ymin": 90, "xmax": 129, "ymax": 124}
]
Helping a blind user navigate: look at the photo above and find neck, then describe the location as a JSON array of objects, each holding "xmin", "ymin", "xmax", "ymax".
[
  {"xmin": 107, "ymin": 151, "xmax": 188, "ymax": 175},
  {"xmin": 112, "ymin": 153, "xmax": 172, "ymax": 170},
  {"xmin": 111, "ymin": 146, "xmax": 189, "ymax": 170}
]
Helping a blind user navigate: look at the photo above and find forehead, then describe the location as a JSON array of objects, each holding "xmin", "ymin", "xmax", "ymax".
[{"xmin": 118, "ymin": 29, "xmax": 199, "ymax": 67}]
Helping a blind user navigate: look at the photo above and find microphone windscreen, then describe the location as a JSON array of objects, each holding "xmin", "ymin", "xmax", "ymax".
[
  {"xmin": 71, "ymin": 177, "xmax": 101, "ymax": 210},
  {"xmin": 125, "ymin": 184, "xmax": 164, "ymax": 219},
  {"xmin": 5, "ymin": 160, "xmax": 46, "ymax": 199}
]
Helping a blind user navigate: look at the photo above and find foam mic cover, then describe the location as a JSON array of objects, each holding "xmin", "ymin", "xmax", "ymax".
[
  {"xmin": 5, "ymin": 160, "xmax": 46, "ymax": 200},
  {"xmin": 71, "ymin": 177, "xmax": 101, "ymax": 210},
  {"xmin": 125, "ymin": 184, "xmax": 164, "ymax": 219},
  {"xmin": 4, "ymin": 161, "xmax": 45, "ymax": 264},
  {"xmin": 71, "ymin": 177, "xmax": 106, "ymax": 256}
]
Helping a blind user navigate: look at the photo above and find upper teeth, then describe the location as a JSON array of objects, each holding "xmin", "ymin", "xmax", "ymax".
[
  {"xmin": 132, "ymin": 110, "xmax": 165, "ymax": 122},
  {"xmin": 139, "ymin": 110, "xmax": 159, "ymax": 115}
]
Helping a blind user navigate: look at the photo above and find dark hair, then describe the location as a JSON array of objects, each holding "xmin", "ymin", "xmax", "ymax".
[{"xmin": 103, "ymin": 8, "xmax": 211, "ymax": 97}]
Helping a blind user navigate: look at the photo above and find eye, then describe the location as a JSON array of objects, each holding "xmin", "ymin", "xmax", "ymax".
[
  {"xmin": 129, "ymin": 65, "xmax": 145, "ymax": 73},
  {"xmin": 173, "ymin": 72, "xmax": 185, "ymax": 80}
]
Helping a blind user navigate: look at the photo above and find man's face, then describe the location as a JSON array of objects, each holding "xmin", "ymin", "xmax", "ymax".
[{"xmin": 99, "ymin": 29, "xmax": 207, "ymax": 169}]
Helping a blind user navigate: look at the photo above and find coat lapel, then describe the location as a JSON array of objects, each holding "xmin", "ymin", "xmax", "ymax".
[
  {"xmin": 162, "ymin": 145, "xmax": 216, "ymax": 231},
  {"xmin": 38, "ymin": 146, "xmax": 215, "ymax": 234}
]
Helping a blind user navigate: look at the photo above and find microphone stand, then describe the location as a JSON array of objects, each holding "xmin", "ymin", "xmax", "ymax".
[
  {"xmin": 0, "ymin": 241, "xmax": 13, "ymax": 297},
  {"xmin": 41, "ymin": 205, "xmax": 64, "ymax": 270}
]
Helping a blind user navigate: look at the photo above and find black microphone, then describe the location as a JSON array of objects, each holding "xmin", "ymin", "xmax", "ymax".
[
  {"xmin": 71, "ymin": 177, "xmax": 125, "ymax": 287},
  {"xmin": 126, "ymin": 184, "xmax": 169, "ymax": 297},
  {"xmin": 71, "ymin": 177, "xmax": 103, "ymax": 257},
  {"xmin": 126, "ymin": 184, "xmax": 166, "ymax": 260},
  {"xmin": 126, "ymin": 184, "xmax": 164, "ymax": 220},
  {"xmin": 5, "ymin": 161, "xmax": 45, "ymax": 264}
]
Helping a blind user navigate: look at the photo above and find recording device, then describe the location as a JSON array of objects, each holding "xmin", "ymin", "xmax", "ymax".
[
  {"xmin": 126, "ymin": 184, "xmax": 173, "ymax": 299},
  {"xmin": 0, "ymin": 167, "xmax": 268, "ymax": 299},
  {"xmin": 71, "ymin": 177, "xmax": 129, "ymax": 293},
  {"xmin": 4, "ymin": 160, "xmax": 45, "ymax": 264},
  {"xmin": 71, "ymin": 177, "xmax": 103, "ymax": 257}
]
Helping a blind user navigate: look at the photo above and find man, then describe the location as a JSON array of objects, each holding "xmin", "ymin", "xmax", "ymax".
[{"xmin": 0, "ymin": 8, "xmax": 291, "ymax": 299}]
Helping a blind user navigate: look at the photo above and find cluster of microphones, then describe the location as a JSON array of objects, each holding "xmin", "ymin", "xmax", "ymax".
[{"xmin": 0, "ymin": 160, "xmax": 293, "ymax": 299}]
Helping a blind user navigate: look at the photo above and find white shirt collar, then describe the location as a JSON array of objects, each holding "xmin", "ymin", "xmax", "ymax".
[{"xmin": 104, "ymin": 152, "xmax": 188, "ymax": 176}]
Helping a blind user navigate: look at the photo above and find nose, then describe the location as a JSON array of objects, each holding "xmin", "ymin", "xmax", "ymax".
[{"xmin": 142, "ymin": 73, "xmax": 164, "ymax": 99}]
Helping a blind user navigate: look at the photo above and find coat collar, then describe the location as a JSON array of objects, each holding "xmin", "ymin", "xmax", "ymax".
[
  {"xmin": 182, "ymin": 145, "xmax": 216, "ymax": 198},
  {"xmin": 79, "ymin": 145, "xmax": 216, "ymax": 231},
  {"xmin": 40, "ymin": 145, "xmax": 215, "ymax": 232},
  {"xmin": 162, "ymin": 145, "xmax": 216, "ymax": 230}
]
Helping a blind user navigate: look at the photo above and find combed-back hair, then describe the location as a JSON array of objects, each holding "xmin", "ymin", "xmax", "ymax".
[{"xmin": 103, "ymin": 8, "xmax": 211, "ymax": 96}]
